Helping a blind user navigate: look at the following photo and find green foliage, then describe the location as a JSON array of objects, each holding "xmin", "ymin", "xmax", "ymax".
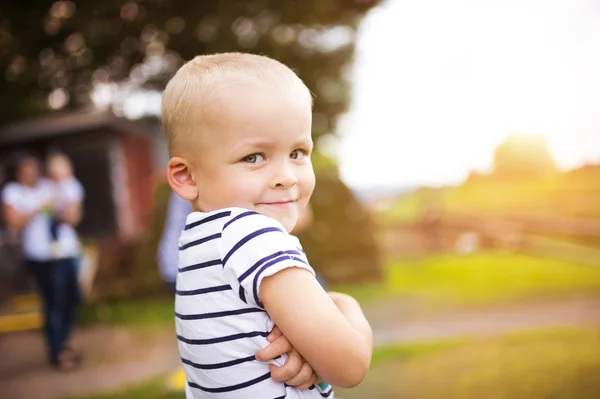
[
  {"xmin": 0, "ymin": 0, "xmax": 381, "ymax": 140},
  {"xmin": 310, "ymin": 149, "xmax": 339, "ymax": 175}
]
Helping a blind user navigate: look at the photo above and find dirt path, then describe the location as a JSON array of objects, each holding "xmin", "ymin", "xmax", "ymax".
[
  {"xmin": 1, "ymin": 296, "xmax": 599, "ymax": 399},
  {"xmin": 368, "ymin": 296, "xmax": 600, "ymax": 346},
  {"xmin": 0, "ymin": 326, "xmax": 179, "ymax": 399}
]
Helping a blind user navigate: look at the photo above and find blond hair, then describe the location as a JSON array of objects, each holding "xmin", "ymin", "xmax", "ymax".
[
  {"xmin": 46, "ymin": 151, "xmax": 73, "ymax": 179},
  {"xmin": 161, "ymin": 52, "xmax": 311, "ymax": 156}
]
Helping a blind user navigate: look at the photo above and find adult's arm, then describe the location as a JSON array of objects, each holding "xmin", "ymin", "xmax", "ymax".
[
  {"xmin": 158, "ymin": 191, "xmax": 192, "ymax": 282},
  {"xmin": 2, "ymin": 203, "xmax": 37, "ymax": 231}
]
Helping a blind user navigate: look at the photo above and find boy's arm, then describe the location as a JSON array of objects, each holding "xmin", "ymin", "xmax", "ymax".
[
  {"xmin": 56, "ymin": 202, "xmax": 82, "ymax": 227},
  {"xmin": 260, "ymin": 268, "xmax": 372, "ymax": 388},
  {"xmin": 327, "ymin": 291, "xmax": 373, "ymax": 349},
  {"xmin": 256, "ymin": 326, "xmax": 318, "ymax": 390},
  {"xmin": 55, "ymin": 179, "xmax": 84, "ymax": 227}
]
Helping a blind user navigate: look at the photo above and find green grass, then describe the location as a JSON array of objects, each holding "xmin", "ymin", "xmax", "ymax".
[
  {"xmin": 69, "ymin": 378, "xmax": 181, "ymax": 399},
  {"xmin": 79, "ymin": 297, "xmax": 175, "ymax": 328},
  {"xmin": 370, "ymin": 337, "xmax": 469, "ymax": 364},
  {"xmin": 74, "ymin": 327, "xmax": 600, "ymax": 399},
  {"xmin": 338, "ymin": 327, "xmax": 600, "ymax": 399},
  {"xmin": 334, "ymin": 252, "xmax": 600, "ymax": 306}
]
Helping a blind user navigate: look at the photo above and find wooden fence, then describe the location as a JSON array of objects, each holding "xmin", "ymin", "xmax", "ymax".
[{"xmin": 381, "ymin": 214, "xmax": 600, "ymax": 266}]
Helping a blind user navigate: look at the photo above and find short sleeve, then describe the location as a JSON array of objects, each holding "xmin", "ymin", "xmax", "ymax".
[
  {"xmin": 1, "ymin": 183, "xmax": 21, "ymax": 209},
  {"xmin": 62, "ymin": 178, "xmax": 84, "ymax": 203},
  {"xmin": 217, "ymin": 209, "xmax": 315, "ymax": 308}
]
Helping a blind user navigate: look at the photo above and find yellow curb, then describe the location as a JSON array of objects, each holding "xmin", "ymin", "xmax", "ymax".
[
  {"xmin": 11, "ymin": 294, "xmax": 41, "ymax": 313},
  {"xmin": 0, "ymin": 311, "xmax": 43, "ymax": 333},
  {"xmin": 167, "ymin": 367, "xmax": 187, "ymax": 391}
]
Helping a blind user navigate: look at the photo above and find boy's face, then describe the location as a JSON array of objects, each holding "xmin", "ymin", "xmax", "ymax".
[
  {"xmin": 47, "ymin": 157, "xmax": 72, "ymax": 181},
  {"xmin": 190, "ymin": 83, "xmax": 315, "ymax": 232}
]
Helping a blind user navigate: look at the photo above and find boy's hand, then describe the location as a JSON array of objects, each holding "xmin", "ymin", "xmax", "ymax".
[
  {"xmin": 256, "ymin": 326, "xmax": 318, "ymax": 390},
  {"xmin": 39, "ymin": 198, "xmax": 57, "ymax": 214}
]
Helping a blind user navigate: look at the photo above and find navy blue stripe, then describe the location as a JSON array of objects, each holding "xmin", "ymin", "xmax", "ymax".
[
  {"xmin": 177, "ymin": 331, "xmax": 269, "ymax": 345},
  {"xmin": 273, "ymin": 396, "xmax": 287, "ymax": 399},
  {"xmin": 223, "ymin": 211, "xmax": 259, "ymax": 230},
  {"xmin": 184, "ymin": 211, "xmax": 231, "ymax": 230},
  {"xmin": 239, "ymin": 286, "xmax": 247, "ymax": 303},
  {"xmin": 188, "ymin": 371, "xmax": 271, "ymax": 393},
  {"xmin": 309, "ymin": 385, "xmax": 316, "ymax": 390},
  {"xmin": 222, "ymin": 227, "xmax": 284, "ymax": 266},
  {"xmin": 238, "ymin": 250, "xmax": 301, "ymax": 283},
  {"xmin": 175, "ymin": 307, "xmax": 264, "ymax": 320},
  {"xmin": 320, "ymin": 387, "xmax": 333, "ymax": 397},
  {"xmin": 179, "ymin": 233, "xmax": 221, "ymax": 250},
  {"xmin": 179, "ymin": 259, "xmax": 221, "ymax": 273},
  {"xmin": 252, "ymin": 255, "xmax": 309, "ymax": 308},
  {"xmin": 181, "ymin": 354, "xmax": 256, "ymax": 370},
  {"xmin": 176, "ymin": 285, "xmax": 231, "ymax": 296}
]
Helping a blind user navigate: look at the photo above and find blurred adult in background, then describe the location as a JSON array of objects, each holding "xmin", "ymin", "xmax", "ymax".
[
  {"xmin": 158, "ymin": 190, "xmax": 193, "ymax": 292},
  {"xmin": 1, "ymin": 152, "xmax": 84, "ymax": 371}
]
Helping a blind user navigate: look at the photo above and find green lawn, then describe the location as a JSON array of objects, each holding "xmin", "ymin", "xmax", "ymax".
[
  {"xmin": 73, "ymin": 327, "xmax": 600, "ymax": 399},
  {"xmin": 79, "ymin": 297, "xmax": 175, "ymax": 328},
  {"xmin": 337, "ymin": 327, "xmax": 600, "ymax": 399},
  {"xmin": 333, "ymin": 252, "xmax": 600, "ymax": 306},
  {"xmin": 70, "ymin": 378, "xmax": 181, "ymax": 399}
]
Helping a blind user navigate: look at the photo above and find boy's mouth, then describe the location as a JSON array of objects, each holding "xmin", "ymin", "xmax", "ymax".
[{"xmin": 257, "ymin": 200, "xmax": 296, "ymax": 207}]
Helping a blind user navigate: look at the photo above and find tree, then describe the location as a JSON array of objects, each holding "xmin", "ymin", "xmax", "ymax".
[
  {"xmin": 491, "ymin": 133, "xmax": 557, "ymax": 180},
  {"xmin": 0, "ymin": 0, "xmax": 381, "ymax": 142}
]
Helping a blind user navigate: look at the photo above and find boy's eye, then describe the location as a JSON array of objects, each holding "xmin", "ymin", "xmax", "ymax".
[
  {"xmin": 242, "ymin": 154, "xmax": 265, "ymax": 164},
  {"xmin": 290, "ymin": 150, "xmax": 306, "ymax": 160}
]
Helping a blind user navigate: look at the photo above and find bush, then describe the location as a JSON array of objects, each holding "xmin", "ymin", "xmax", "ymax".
[{"xmin": 298, "ymin": 173, "xmax": 383, "ymax": 284}]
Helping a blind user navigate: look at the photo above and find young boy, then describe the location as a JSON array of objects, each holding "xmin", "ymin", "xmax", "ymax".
[
  {"xmin": 163, "ymin": 53, "xmax": 372, "ymax": 398},
  {"xmin": 45, "ymin": 152, "xmax": 83, "ymax": 260}
]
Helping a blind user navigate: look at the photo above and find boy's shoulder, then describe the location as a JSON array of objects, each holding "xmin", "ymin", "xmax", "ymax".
[
  {"xmin": 57, "ymin": 177, "xmax": 84, "ymax": 200},
  {"xmin": 181, "ymin": 207, "xmax": 295, "ymax": 251},
  {"xmin": 184, "ymin": 207, "xmax": 288, "ymax": 232},
  {"xmin": 222, "ymin": 207, "xmax": 289, "ymax": 234}
]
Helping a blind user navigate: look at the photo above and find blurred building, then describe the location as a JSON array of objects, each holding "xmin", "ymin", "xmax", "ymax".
[{"xmin": 0, "ymin": 111, "xmax": 166, "ymax": 242}]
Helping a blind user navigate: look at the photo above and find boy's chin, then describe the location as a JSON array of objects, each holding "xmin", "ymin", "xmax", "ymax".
[
  {"xmin": 271, "ymin": 214, "xmax": 298, "ymax": 233},
  {"xmin": 252, "ymin": 205, "xmax": 298, "ymax": 233}
]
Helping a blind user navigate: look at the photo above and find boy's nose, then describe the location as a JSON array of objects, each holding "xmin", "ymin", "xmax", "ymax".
[{"xmin": 270, "ymin": 167, "xmax": 298, "ymax": 188}]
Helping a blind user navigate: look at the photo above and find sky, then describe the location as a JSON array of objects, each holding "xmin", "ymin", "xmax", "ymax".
[{"xmin": 336, "ymin": 0, "xmax": 600, "ymax": 190}]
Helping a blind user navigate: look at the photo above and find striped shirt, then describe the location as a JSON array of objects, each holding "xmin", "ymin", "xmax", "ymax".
[{"xmin": 176, "ymin": 207, "xmax": 334, "ymax": 398}]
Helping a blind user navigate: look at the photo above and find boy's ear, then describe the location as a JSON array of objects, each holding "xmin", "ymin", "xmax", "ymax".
[{"xmin": 166, "ymin": 157, "xmax": 198, "ymax": 201}]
